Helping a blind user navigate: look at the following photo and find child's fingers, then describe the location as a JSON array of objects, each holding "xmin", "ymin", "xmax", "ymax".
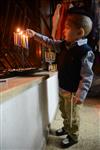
[
  {"xmin": 73, "ymin": 96, "xmax": 82, "ymax": 104},
  {"xmin": 25, "ymin": 29, "xmax": 35, "ymax": 37}
]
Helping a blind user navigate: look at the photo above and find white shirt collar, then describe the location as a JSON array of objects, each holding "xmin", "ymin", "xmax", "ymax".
[{"xmin": 77, "ymin": 38, "xmax": 88, "ymax": 46}]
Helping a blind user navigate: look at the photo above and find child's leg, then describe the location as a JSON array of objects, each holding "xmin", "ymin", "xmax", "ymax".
[{"xmin": 59, "ymin": 89, "xmax": 82, "ymax": 141}]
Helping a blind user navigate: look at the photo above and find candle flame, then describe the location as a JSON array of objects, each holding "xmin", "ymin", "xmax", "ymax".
[{"xmin": 16, "ymin": 28, "xmax": 20, "ymax": 33}]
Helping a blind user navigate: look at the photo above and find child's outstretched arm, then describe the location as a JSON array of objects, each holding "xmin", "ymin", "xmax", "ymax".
[{"xmin": 25, "ymin": 29, "xmax": 62, "ymax": 53}]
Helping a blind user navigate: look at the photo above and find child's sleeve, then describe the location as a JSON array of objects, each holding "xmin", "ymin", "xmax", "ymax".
[
  {"xmin": 34, "ymin": 33, "xmax": 62, "ymax": 53},
  {"xmin": 76, "ymin": 50, "xmax": 95, "ymax": 102}
]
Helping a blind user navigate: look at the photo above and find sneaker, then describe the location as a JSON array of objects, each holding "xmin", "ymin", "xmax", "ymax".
[
  {"xmin": 61, "ymin": 135, "xmax": 78, "ymax": 148},
  {"xmin": 56, "ymin": 127, "xmax": 67, "ymax": 136}
]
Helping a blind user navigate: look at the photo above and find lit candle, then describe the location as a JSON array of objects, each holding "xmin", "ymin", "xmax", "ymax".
[
  {"xmin": 21, "ymin": 34, "xmax": 25, "ymax": 48},
  {"xmin": 16, "ymin": 28, "xmax": 21, "ymax": 46},
  {"xmin": 14, "ymin": 28, "xmax": 29, "ymax": 49},
  {"xmin": 17, "ymin": 33, "xmax": 20, "ymax": 46},
  {"xmin": 25, "ymin": 36, "xmax": 28, "ymax": 49}
]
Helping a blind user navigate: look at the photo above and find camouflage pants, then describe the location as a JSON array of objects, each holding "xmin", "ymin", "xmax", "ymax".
[{"xmin": 59, "ymin": 89, "xmax": 82, "ymax": 141}]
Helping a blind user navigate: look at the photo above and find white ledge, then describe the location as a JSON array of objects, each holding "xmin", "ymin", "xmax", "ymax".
[{"xmin": 0, "ymin": 71, "xmax": 58, "ymax": 102}]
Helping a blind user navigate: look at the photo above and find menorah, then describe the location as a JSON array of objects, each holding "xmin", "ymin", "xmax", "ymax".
[
  {"xmin": 14, "ymin": 28, "xmax": 28, "ymax": 49},
  {"xmin": 45, "ymin": 49, "xmax": 56, "ymax": 71},
  {"xmin": 13, "ymin": 28, "xmax": 29, "ymax": 68}
]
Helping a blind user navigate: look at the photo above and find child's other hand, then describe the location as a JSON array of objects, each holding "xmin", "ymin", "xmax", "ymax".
[
  {"xmin": 73, "ymin": 96, "xmax": 82, "ymax": 105},
  {"xmin": 25, "ymin": 29, "xmax": 36, "ymax": 38}
]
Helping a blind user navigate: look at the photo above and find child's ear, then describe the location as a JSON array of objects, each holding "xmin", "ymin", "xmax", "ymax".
[{"xmin": 78, "ymin": 28, "xmax": 85, "ymax": 37}]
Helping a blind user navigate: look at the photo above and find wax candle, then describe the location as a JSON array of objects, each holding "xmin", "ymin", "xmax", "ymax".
[
  {"xmin": 14, "ymin": 28, "xmax": 29, "ymax": 49},
  {"xmin": 21, "ymin": 34, "xmax": 25, "ymax": 48},
  {"xmin": 25, "ymin": 36, "xmax": 28, "ymax": 49},
  {"xmin": 18, "ymin": 33, "xmax": 21, "ymax": 46}
]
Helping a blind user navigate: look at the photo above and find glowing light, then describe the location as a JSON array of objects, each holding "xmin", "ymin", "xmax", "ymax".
[
  {"xmin": 13, "ymin": 28, "xmax": 29, "ymax": 49},
  {"xmin": 16, "ymin": 28, "xmax": 20, "ymax": 33}
]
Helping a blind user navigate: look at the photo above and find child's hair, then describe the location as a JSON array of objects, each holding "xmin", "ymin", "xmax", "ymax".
[
  {"xmin": 66, "ymin": 7, "xmax": 93, "ymax": 37},
  {"xmin": 66, "ymin": 14, "xmax": 93, "ymax": 37}
]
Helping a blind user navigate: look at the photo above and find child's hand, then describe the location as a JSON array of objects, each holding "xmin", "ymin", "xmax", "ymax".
[
  {"xmin": 25, "ymin": 29, "xmax": 36, "ymax": 38},
  {"xmin": 73, "ymin": 96, "xmax": 82, "ymax": 105}
]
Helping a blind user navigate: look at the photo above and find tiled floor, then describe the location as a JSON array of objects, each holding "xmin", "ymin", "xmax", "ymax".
[{"xmin": 46, "ymin": 97, "xmax": 100, "ymax": 150}]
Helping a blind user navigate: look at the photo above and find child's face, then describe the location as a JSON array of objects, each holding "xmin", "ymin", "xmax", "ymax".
[{"xmin": 63, "ymin": 20, "xmax": 82, "ymax": 43}]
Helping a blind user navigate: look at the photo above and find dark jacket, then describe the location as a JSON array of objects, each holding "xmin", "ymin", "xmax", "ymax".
[{"xmin": 57, "ymin": 41, "xmax": 92, "ymax": 92}]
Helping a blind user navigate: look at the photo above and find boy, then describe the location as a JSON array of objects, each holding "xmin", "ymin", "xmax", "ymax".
[{"xmin": 25, "ymin": 8, "xmax": 94, "ymax": 148}]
